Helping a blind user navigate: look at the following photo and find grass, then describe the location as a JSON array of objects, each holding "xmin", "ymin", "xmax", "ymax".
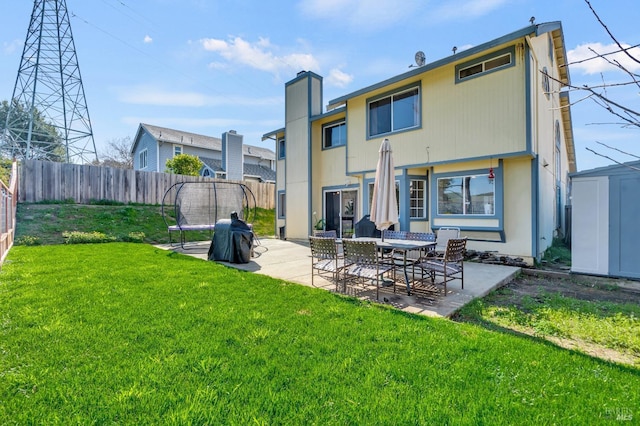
[
  {"xmin": 14, "ymin": 203, "xmax": 275, "ymax": 245},
  {"xmin": 541, "ymin": 237, "xmax": 572, "ymax": 267},
  {"xmin": 458, "ymin": 285, "xmax": 640, "ymax": 365},
  {"xmin": 1, "ymin": 243, "xmax": 639, "ymax": 424}
]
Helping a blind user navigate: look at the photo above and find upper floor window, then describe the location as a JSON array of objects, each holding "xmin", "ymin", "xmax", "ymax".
[
  {"xmin": 542, "ymin": 66, "xmax": 550, "ymax": 99},
  {"xmin": 278, "ymin": 138, "xmax": 285, "ymax": 160},
  {"xmin": 555, "ymin": 121, "xmax": 561, "ymax": 182},
  {"xmin": 139, "ymin": 149, "xmax": 148, "ymax": 169},
  {"xmin": 174, "ymin": 145, "xmax": 182, "ymax": 157},
  {"xmin": 437, "ymin": 174, "xmax": 495, "ymax": 216},
  {"xmin": 456, "ymin": 47, "xmax": 515, "ymax": 83},
  {"xmin": 323, "ymin": 120, "xmax": 346, "ymax": 149},
  {"xmin": 368, "ymin": 85, "xmax": 420, "ymax": 137}
]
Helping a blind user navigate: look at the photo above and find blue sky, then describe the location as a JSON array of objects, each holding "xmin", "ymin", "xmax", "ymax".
[{"xmin": 1, "ymin": 0, "xmax": 638, "ymax": 171}]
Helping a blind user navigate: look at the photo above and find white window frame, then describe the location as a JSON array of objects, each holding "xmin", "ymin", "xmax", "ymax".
[
  {"xmin": 173, "ymin": 145, "xmax": 183, "ymax": 157},
  {"xmin": 455, "ymin": 46, "xmax": 515, "ymax": 83},
  {"xmin": 437, "ymin": 174, "xmax": 495, "ymax": 216},
  {"xmin": 367, "ymin": 84, "xmax": 420, "ymax": 138},
  {"xmin": 139, "ymin": 149, "xmax": 148, "ymax": 169},
  {"xmin": 409, "ymin": 179, "xmax": 427, "ymax": 219},
  {"xmin": 323, "ymin": 120, "xmax": 346, "ymax": 149},
  {"xmin": 278, "ymin": 138, "xmax": 285, "ymax": 160}
]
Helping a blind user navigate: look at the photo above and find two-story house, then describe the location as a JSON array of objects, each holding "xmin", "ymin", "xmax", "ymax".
[
  {"xmin": 263, "ymin": 21, "xmax": 577, "ymax": 264},
  {"xmin": 132, "ymin": 123, "xmax": 276, "ymax": 182}
]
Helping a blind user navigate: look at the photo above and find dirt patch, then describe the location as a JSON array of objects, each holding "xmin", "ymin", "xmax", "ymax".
[
  {"xmin": 510, "ymin": 270, "xmax": 640, "ymax": 305},
  {"xmin": 455, "ymin": 269, "xmax": 640, "ymax": 367}
]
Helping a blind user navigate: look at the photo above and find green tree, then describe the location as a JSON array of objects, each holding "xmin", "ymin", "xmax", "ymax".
[
  {"xmin": 0, "ymin": 99, "xmax": 65, "ymax": 161},
  {"xmin": 0, "ymin": 158, "xmax": 12, "ymax": 184},
  {"xmin": 165, "ymin": 154, "xmax": 203, "ymax": 176}
]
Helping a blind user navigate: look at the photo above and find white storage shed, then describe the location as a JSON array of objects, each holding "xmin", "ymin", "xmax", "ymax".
[{"xmin": 570, "ymin": 161, "xmax": 640, "ymax": 279}]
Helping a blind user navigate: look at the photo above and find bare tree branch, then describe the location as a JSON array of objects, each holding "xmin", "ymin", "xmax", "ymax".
[
  {"xmin": 564, "ymin": 43, "xmax": 640, "ymax": 68},
  {"xmin": 96, "ymin": 136, "xmax": 134, "ymax": 169},
  {"xmin": 585, "ymin": 147, "xmax": 640, "ymax": 171},
  {"xmin": 543, "ymin": 69, "xmax": 640, "ymax": 122},
  {"xmin": 585, "ymin": 0, "xmax": 640, "ymax": 65},
  {"xmin": 596, "ymin": 141, "xmax": 640, "ymax": 159},
  {"xmin": 588, "ymin": 47, "xmax": 640, "ymax": 88}
]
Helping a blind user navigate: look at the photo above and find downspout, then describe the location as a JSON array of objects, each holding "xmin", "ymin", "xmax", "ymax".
[
  {"xmin": 524, "ymin": 36, "xmax": 540, "ymax": 262},
  {"xmin": 264, "ymin": 135, "xmax": 278, "ymax": 237},
  {"xmin": 308, "ymin": 76, "xmax": 313, "ymax": 237}
]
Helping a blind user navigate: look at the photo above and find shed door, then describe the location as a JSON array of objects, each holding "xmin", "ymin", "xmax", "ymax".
[{"xmin": 610, "ymin": 174, "xmax": 640, "ymax": 279}]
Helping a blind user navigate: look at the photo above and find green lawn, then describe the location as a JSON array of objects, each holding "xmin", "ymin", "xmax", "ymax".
[
  {"xmin": 14, "ymin": 203, "xmax": 275, "ymax": 245},
  {"xmin": 1, "ymin": 243, "xmax": 638, "ymax": 424}
]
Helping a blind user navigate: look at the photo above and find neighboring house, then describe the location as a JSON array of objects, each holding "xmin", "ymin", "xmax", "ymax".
[
  {"xmin": 263, "ymin": 21, "xmax": 577, "ymax": 264},
  {"xmin": 132, "ymin": 123, "xmax": 276, "ymax": 183},
  {"xmin": 570, "ymin": 160, "xmax": 640, "ymax": 279}
]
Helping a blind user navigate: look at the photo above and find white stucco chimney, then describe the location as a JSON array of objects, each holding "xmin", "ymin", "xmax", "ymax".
[{"xmin": 222, "ymin": 130, "xmax": 243, "ymax": 181}]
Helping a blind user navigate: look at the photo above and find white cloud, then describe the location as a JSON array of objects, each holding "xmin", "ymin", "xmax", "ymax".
[
  {"xmin": 3, "ymin": 39, "xmax": 22, "ymax": 55},
  {"xmin": 298, "ymin": 0, "xmax": 421, "ymax": 29},
  {"xmin": 430, "ymin": 0, "xmax": 511, "ymax": 22},
  {"xmin": 568, "ymin": 42, "xmax": 640, "ymax": 75},
  {"xmin": 118, "ymin": 86, "xmax": 208, "ymax": 107},
  {"xmin": 115, "ymin": 85, "xmax": 282, "ymax": 108},
  {"xmin": 122, "ymin": 116, "xmax": 282, "ymax": 129},
  {"xmin": 143, "ymin": 35, "xmax": 153, "ymax": 44},
  {"xmin": 325, "ymin": 68, "xmax": 353, "ymax": 88},
  {"xmin": 200, "ymin": 36, "xmax": 320, "ymax": 77}
]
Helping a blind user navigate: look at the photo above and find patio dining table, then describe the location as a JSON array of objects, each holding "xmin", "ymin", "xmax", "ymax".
[{"xmin": 351, "ymin": 237, "xmax": 436, "ymax": 295}]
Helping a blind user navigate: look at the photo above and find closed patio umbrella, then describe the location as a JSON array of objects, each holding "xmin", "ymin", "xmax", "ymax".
[{"xmin": 370, "ymin": 138, "xmax": 398, "ymax": 240}]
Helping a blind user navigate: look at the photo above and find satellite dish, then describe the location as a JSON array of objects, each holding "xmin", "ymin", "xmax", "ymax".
[{"xmin": 414, "ymin": 51, "xmax": 426, "ymax": 67}]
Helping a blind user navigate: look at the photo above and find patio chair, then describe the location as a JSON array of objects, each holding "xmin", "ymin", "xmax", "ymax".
[
  {"xmin": 382, "ymin": 230, "xmax": 407, "ymax": 240},
  {"xmin": 405, "ymin": 231, "xmax": 436, "ymax": 263},
  {"xmin": 342, "ymin": 239, "xmax": 394, "ymax": 300},
  {"xmin": 434, "ymin": 227, "xmax": 460, "ymax": 254},
  {"xmin": 415, "ymin": 237, "xmax": 467, "ymax": 296},
  {"xmin": 313, "ymin": 229, "xmax": 338, "ymax": 238},
  {"xmin": 308, "ymin": 236, "xmax": 345, "ymax": 291}
]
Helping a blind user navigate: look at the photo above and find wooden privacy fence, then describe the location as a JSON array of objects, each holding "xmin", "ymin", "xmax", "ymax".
[
  {"xmin": 18, "ymin": 159, "xmax": 275, "ymax": 209},
  {"xmin": 1, "ymin": 161, "xmax": 18, "ymax": 269}
]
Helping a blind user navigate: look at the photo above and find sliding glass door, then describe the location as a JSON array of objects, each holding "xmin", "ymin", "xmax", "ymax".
[{"xmin": 324, "ymin": 189, "xmax": 358, "ymax": 238}]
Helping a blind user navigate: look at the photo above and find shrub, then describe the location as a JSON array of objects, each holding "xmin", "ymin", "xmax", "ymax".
[
  {"xmin": 165, "ymin": 154, "xmax": 203, "ymax": 176},
  {"xmin": 0, "ymin": 158, "xmax": 12, "ymax": 185},
  {"xmin": 543, "ymin": 237, "xmax": 571, "ymax": 265},
  {"xmin": 15, "ymin": 235, "xmax": 41, "ymax": 246},
  {"xmin": 122, "ymin": 232, "xmax": 145, "ymax": 243},
  {"xmin": 90, "ymin": 199, "xmax": 125, "ymax": 206},
  {"xmin": 62, "ymin": 231, "xmax": 117, "ymax": 244}
]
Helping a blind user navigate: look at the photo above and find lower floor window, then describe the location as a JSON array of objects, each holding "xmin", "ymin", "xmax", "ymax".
[
  {"xmin": 368, "ymin": 182, "xmax": 400, "ymax": 215},
  {"xmin": 409, "ymin": 179, "xmax": 426, "ymax": 218},
  {"xmin": 278, "ymin": 192, "xmax": 286, "ymax": 218},
  {"xmin": 437, "ymin": 175, "xmax": 494, "ymax": 215}
]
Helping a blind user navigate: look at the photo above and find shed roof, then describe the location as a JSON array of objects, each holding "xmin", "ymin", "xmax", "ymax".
[{"xmin": 570, "ymin": 160, "xmax": 640, "ymax": 178}]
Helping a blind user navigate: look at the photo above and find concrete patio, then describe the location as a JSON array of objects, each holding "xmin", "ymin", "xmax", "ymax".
[{"xmin": 158, "ymin": 237, "xmax": 521, "ymax": 318}]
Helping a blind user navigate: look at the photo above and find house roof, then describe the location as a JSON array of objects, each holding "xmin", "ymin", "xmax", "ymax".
[
  {"xmin": 327, "ymin": 21, "xmax": 566, "ymax": 110},
  {"xmin": 261, "ymin": 127, "xmax": 285, "ymax": 142},
  {"xmin": 135, "ymin": 123, "xmax": 275, "ymax": 161},
  {"xmin": 200, "ymin": 157, "xmax": 276, "ymax": 182}
]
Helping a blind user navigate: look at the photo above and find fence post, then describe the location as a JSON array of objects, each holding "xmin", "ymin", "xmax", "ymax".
[{"xmin": 1, "ymin": 160, "xmax": 19, "ymax": 269}]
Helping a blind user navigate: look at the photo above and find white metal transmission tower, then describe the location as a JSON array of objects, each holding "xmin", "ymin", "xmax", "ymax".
[{"xmin": 1, "ymin": 0, "xmax": 97, "ymax": 163}]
